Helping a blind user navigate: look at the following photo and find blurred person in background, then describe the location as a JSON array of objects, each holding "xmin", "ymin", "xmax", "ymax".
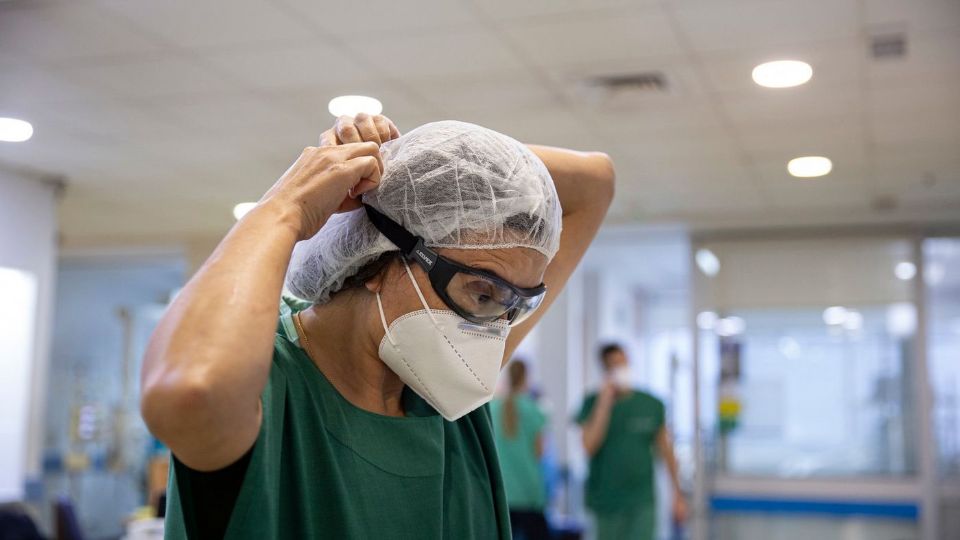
[
  {"xmin": 140, "ymin": 113, "xmax": 614, "ymax": 538},
  {"xmin": 576, "ymin": 343, "xmax": 687, "ymax": 540},
  {"xmin": 491, "ymin": 359, "xmax": 550, "ymax": 540}
]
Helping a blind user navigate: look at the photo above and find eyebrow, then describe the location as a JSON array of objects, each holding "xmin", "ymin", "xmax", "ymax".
[{"xmin": 463, "ymin": 260, "xmax": 543, "ymax": 289}]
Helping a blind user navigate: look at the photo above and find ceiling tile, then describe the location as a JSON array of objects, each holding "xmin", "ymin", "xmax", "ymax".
[
  {"xmin": 864, "ymin": 0, "xmax": 960, "ymax": 33},
  {"xmin": 25, "ymin": 100, "xmax": 189, "ymax": 143},
  {"xmin": 869, "ymin": 81, "xmax": 960, "ymax": 147},
  {"xmin": 265, "ymin": 83, "xmax": 438, "ymax": 134},
  {"xmin": 202, "ymin": 41, "xmax": 372, "ymax": 91},
  {"xmin": 454, "ymin": 106, "xmax": 594, "ymax": 150},
  {"xmin": 576, "ymin": 97, "xmax": 727, "ymax": 144},
  {"xmin": 735, "ymin": 117, "xmax": 865, "ymax": 161},
  {"xmin": 866, "ymin": 28, "xmax": 960, "ymax": 85},
  {"xmin": 95, "ymin": 0, "xmax": 315, "ymax": 50},
  {"xmin": 720, "ymin": 82, "xmax": 862, "ymax": 131},
  {"xmin": 473, "ymin": 0, "xmax": 655, "ymax": 20},
  {"xmin": 499, "ymin": 8, "xmax": 683, "ymax": 68},
  {"xmin": 0, "ymin": 64, "xmax": 101, "ymax": 106},
  {"xmin": 752, "ymin": 156, "xmax": 868, "ymax": 208},
  {"xmin": 346, "ymin": 28, "xmax": 526, "ymax": 79},
  {"xmin": 696, "ymin": 39, "xmax": 862, "ymax": 94},
  {"xmin": 403, "ymin": 69, "xmax": 559, "ymax": 117},
  {"xmin": 672, "ymin": 0, "xmax": 859, "ymax": 53},
  {"xmin": 154, "ymin": 94, "xmax": 303, "ymax": 136},
  {"xmin": 275, "ymin": 0, "xmax": 478, "ymax": 36},
  {"xmin": 53, "ymin": 56, "xmax": 241, "ymax": 100},
  {"xmin": 0, "ymin": 3, "xmax": 168, "ymax": 62}
]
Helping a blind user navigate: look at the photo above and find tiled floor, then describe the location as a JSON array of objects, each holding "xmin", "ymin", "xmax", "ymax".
[{"xmin": 711, "ymin": 514, "xmax": 917, "ymax": 540}]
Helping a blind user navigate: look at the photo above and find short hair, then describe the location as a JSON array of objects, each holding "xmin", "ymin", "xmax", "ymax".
[{"xmin": 598, "ymin": 343, "xmax": 624, "ymax": 364}]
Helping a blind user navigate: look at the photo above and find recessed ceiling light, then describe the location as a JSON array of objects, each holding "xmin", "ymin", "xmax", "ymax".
[
  {"xmin": 0, "ymin": 117, "xmax": 33, "ymax": 142},
  {"xmin": 695, "ymin": 248, "xmax": 720, "ymax": 277},
  {"xmin": 894, "ymin": 261, "xmax": 916, "ymax": 281},
  {"xmin": 328, "ymin": 95, "xmax": 383, "ymax": 118},
  {"xmin": 823, "ymin": 306, "xmax": 848, "ymax": 326},
  {"xmin": 233, "ymin": 202, "xmax": 257, "ymax": 220},
  {"xmin": 752, "ymin": 60, "xmax": 813, "ymax": 88},
  {"xmin": 788, "ymin": 156, "xmax": 832, "ymax": 178},
  {"xmin": 697, "ymin": 311, "xmax": 718, "ymax": 330}
]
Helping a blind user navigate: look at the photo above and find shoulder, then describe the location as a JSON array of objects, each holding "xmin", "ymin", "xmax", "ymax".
[
  {"xmin": 519, "ymin": 395, "xmax": 545, "ymax": 415},
  {"xmin": 632, "ymin": 390, "xmax": 665, "ymax": 410}
]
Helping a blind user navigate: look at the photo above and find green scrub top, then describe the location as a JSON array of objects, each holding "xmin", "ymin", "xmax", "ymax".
[
  {"xmin": 575, "ymin": 390, "xmax": 664, "ymax": 514},
  {"xmin": 164, "ymin": 299, "xmax": 511, "ymax": 539},
  {"xmin": 489, "ymin": 395, "xmax": 547, "ymax": 511}
]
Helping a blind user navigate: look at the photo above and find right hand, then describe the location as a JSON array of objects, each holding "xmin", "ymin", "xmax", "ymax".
[
  {"xmin": 261, "ymin": 142, "xmax": 384, "ymax": 240},
  {"xmin": 320, "ymin": 113, "xmax": 401, "ymax": 146},
  {"xmin": 598, "ymin": 378, "xmax": 618, "ymax": 406}
]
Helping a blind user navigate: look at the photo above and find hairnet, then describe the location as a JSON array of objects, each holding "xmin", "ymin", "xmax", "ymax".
[{"xmin": 285, "ymin": 120, "xmax": 562, "ymax": 304}]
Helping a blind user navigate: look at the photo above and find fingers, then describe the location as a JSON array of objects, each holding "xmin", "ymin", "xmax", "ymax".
[
  {"xmin": 386, "ymin": 117, "xmax": 401, "ymax": 140},
  {"xmin": 335, "ymin": 141, "xmax": 384, "ymax": 174},
  {"xmin": 335, "ymin": 115, "xmax": 362, "ymax": 144},
  {"xmin": 372, "ymin": 115, "xmax": 392, "ymax": 143},
  {"xmin": 329, "ymin": 114, "xmax": 400, "ymax": 147},
  {"xmin": 339, "ymin": 155, "xmax": 383, "ymax": 199},
  {"xmin": 353, "ymin": 113, "xmax": 382, "ymax": 145},
  {"xmin": 319, "ymin": 129, "xmax": 338, "ymax": 147}
]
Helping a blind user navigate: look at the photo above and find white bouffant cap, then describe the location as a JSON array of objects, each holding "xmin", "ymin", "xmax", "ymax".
[{"xmin": 285, "ymin": 120, "xmax": 562, "ymax": 303}]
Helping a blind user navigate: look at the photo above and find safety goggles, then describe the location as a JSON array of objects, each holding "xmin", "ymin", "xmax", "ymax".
[{"xmin": 363, "ymin": 204, "xmax": 547, "ymax": 326}]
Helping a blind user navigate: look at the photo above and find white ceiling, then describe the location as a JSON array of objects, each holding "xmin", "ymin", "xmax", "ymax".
[{"xmin": 1, "ymin": 0, "xmax": 958, "ymax": 244}]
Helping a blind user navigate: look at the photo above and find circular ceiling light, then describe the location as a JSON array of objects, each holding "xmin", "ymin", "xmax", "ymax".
[
  {"xmin": 695, "ymin": 248, "xmax": 721, "ymax": 277},
  {"xmin": 752, "ymin": 60, "xmax": 813, "ymax": 88},
  {"xmin": 0, "ymin": 117, "xmax": 34, "ymax": 142},
  {"xmin": 788, "ymin": 156, "xmax": 832, "ymax": 178},
  {"xmin": 328, "ymin": 95, "xmax": 383, "ymax": 118},
  {"xmin": 894, "ymin": 261, "xmax": 916, "ymax": 281},
  {"xmin": 232, "ymin": 202, "xmax": 257, "ymax": 220}
]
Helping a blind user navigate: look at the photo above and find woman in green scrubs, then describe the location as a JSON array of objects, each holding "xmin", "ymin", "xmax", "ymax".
[
  {"xmin": 491, "ymin": 361, "xmax": 550, "ymax": 540},
  {"xmin": 141, "ymin": 113, "xmax": 614, "ymax": 538}
]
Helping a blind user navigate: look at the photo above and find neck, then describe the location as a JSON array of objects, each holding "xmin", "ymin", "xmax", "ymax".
[{"xmin": 298, "ymin": 291, "xmax": 406, "ymax": 417}]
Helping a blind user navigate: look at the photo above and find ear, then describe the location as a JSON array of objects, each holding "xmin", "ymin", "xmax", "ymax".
[
  {"xmin": 365, "ymin": 272, "xmax": 385, "ymax": 294},
  {"xmin": 364, "ymin": 257, "xmax": 396, "ymax": 294}
]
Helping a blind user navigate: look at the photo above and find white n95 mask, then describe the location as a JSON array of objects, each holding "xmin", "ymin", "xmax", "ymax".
[
  {"xmin": 376, "ymin": 259, "xmax": 510, "ymax": 421},
  {"xmin": 611, "ymin": 365, "xmax": 633, "ymax": 389}
]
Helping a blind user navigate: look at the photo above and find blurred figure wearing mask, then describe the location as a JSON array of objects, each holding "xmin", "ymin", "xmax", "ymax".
[
  {"xmin": 576, "ymin": 343, "xmax": 687, "ymax": 540},
  {"xmin": 491, "ymin": 360, "xmax": 549, "ymax": 540}
]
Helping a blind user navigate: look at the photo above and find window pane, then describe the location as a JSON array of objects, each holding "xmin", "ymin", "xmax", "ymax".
[
  {"xmin": 926, "ymin": 238, "xmax": 960, "ymax": 478},
  {"xmin": 697, "ymin": 237, "xmax": 917, "ymax": 478}
]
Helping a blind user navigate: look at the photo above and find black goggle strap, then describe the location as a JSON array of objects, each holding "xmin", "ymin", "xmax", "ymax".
[{"xmin": 363, "ymin": 204, "xmax": 437, "ymax": 271}]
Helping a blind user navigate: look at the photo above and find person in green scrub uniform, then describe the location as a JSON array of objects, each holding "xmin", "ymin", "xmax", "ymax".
[
  {"xmin": 490, "ymin": 360, "xmax": 549, "ymax": 540},
  {"xmin": 141, "ymin": 113, "xmax": 615, "ymax": 539},
  {"xmin": 576, "ymin": 343, "xmax": 688, "ymax": 540}
]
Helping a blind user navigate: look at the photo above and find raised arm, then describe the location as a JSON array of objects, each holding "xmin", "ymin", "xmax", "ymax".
[
  {"xmin": 580, "ymin": 382, "xmax": 617, "ymax": 456},
  {"xmin": 504, "ymin": 145, "xmax": 615, "ymax": 359},
  {"xmin": 140, "ymin": 141, "xmax": 384, "ymax": 471}
]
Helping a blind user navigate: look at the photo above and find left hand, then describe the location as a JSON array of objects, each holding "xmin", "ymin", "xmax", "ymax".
[
  {"xmin": 321, "ymin": 112, "xmax": 401, "ymax": 147},
  {"xmin": 672, "ymin": 492, "xmax": 689, "ymax": 524}
]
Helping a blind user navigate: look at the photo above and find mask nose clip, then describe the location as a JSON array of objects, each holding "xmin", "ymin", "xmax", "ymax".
[{"xmin": 457, "ymin": 321, "xmax": 509, "ymax": 339}]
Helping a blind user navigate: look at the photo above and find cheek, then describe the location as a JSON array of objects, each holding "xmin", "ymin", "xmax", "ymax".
[{"xmin": 380, "ymin": 274, "xmax": 447, "ymax": 322}]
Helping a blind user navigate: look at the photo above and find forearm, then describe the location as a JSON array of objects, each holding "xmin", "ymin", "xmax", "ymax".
[
  {"xmin": 581, "ymin": 400, "xmax": 614, "ymax": 456},
  {"xmin": 505, "ymin": 145, "xmax": 614, "ymax": 357},
  {"xmin": 657, "ymin": 429, "xmax": 684, "ymax": 494},
  {"xmin": 527, "ymin": 144, "xmax": 615, "ymax": 216},
  {"xmin": 141, "ymin": 200, "xmax": 301, "ymax": 464}
]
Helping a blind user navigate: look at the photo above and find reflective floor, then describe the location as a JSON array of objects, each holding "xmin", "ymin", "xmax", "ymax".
[{"xmin": 712, "ymin": 514, "xmax": 917, "ymax": 540}]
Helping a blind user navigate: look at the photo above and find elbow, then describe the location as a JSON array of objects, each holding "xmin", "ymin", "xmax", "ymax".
[
  {"xmin": 588, "ymin": 152, "xmax": 616, "ymax": 206},
  {"xmin": 581, "ymin": 433, "xmax": 597, "ymax": 457},
  {"xmin": 141, "ymin": 367, "xmax": 214, "ymax": 445}
]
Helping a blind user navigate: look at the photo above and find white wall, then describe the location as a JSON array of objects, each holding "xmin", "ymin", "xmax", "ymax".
[{"xmin": 0, "ymin": 166, "xmax": 58, "ymax": 502}]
